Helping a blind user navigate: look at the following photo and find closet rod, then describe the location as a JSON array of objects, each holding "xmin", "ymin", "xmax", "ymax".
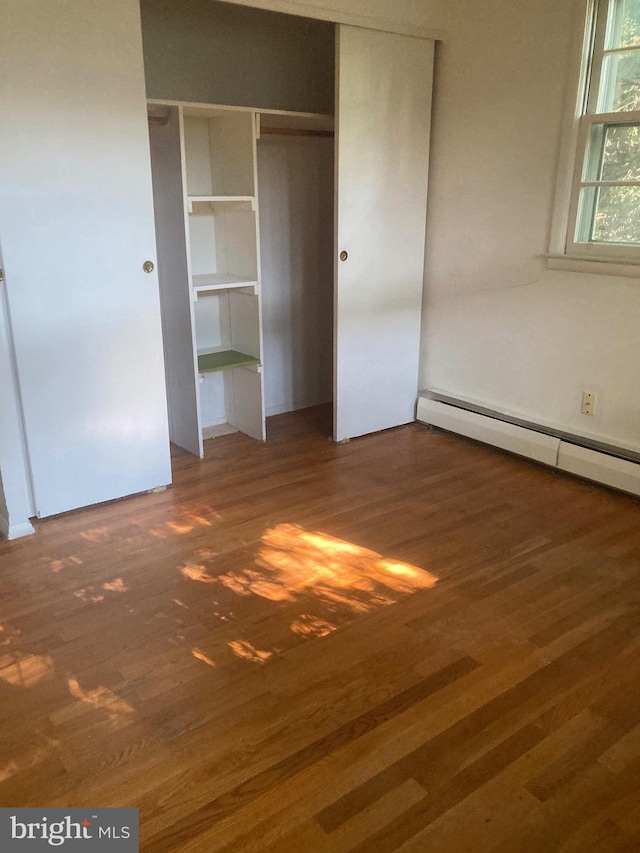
[
  {"xmin": 148, "ymin": 114, "xmax": 171, "ymax": 127},
  {"xmin": 260, "ymin": 127, "xmax": 334, "ymax": 139}
]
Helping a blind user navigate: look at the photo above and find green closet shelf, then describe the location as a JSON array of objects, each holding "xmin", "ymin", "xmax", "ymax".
[{"xmin": 198, "ymin": 350, "xmax": 261, "ymax": 373}]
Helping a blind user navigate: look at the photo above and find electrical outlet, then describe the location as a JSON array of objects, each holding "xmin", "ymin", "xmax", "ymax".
[{"xmin": 581, "ymin": 391, "xmax": 597, "ymax": 416}]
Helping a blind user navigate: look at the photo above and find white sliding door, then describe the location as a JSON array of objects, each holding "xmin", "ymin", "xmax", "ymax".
[
  {"xmin": 334, "ymin": 26, "xmax": 434, "ymax": 440},
  {"xmin": 0, "ymin": 0, "xmax": 171, "ymax": 517}
]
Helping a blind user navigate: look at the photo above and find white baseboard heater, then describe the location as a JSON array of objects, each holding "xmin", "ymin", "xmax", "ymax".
[{"xmin": 416, "ymin": 392, "xmax": 640, "ymax": 497}]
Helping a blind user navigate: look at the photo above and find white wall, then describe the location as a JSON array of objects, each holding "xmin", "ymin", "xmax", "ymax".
[
  {"xmin": 141, "ymin": 0, "xmax": 335, "ymax": 114},
  {"xmin": 419, "ymin": 0, "xmax": 640, "ymax": 453},
  {"xmin": 0, "ymin": 266, "xmax": 34, "ymax": 538},
  {"xmin": 258, "ymin": 135, "xmax": 334, "ymax": 417}
]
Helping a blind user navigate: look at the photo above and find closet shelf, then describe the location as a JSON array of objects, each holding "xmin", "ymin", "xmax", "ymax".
[
  {"xmin": 198, "ymin": 349, "xmax": 261, "ymax": 373},
  {"xmin": 193, "ymin": 273, "xmax": 258, "ymax": 294},
  {"xmin": 188, "ymin": 195, "xmax": 255, "ymax": 212}
]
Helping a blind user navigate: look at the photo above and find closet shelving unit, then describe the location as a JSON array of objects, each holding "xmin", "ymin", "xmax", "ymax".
[
  {"xmin": 182, "ymin": 107, "xmax": 262, "ymax": 392},
  {"xmin": 148, "ymin": 100, "xmax": 334, "ymax": 456}
]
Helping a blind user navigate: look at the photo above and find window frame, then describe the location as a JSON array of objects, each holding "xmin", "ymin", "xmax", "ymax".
[{"xmin": 550, "ymin": 0, "xmax": 640, "ymax": 270}]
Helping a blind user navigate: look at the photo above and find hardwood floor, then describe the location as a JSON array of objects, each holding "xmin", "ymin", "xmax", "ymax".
[{"xmin": 1, "ymin": 406, "xmax": 640, "ymax": 851}]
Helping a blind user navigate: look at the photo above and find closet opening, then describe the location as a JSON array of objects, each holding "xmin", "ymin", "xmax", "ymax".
[
  {"xmin": 141, "ymin": 0, "xmax": 336, "ymax": 459},
  {"xmin": 257, "ymin": 113, "xmax": 335, "ymax": 440},
  {"xmin": 147, "ymin": 104, "xmax": 335, "ymax": 459}
]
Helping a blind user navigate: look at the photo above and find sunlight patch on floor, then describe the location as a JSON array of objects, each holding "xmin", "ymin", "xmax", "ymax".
[
  {"xmin": 290, "ymin": 615, "xmax": 337, "ymax": 638},
  {"xmin": 228, "ymin": 640, "xmax": 273, "ymax": 664},
  {"xmin": 218, "ymin": 524, "xmax": 438, "ymax": 615},
  {"xmin": 50, "ymin": 556, "xmax": 83, "ymax": 573},
  {"xmin": 167, "ymin": 521, "xmax": 195, "ymax": 534},
  {"xmin": 196, "ymin": 549, "xmax": 218, "ymax": 560},
  {"xmin": 161, "ymin": 506, "xmax": 218, "ymax": 537},
  {"xmin": 0, "ymin": 743, "xmax": 57, "ymax": 784},
  {"xmin": 102, "ymin": 577, "xmax": 128, "ymax": 592},
  {"xmin": 80, "ymin": 527, "xmax": 111, "ymax": 543},
  {"xmin": 0, "ymin": 760, "xmax": 18, "ymax": 783},
  {"xmin": 179, "ymin": 564, "xmax": 217, "ymax": 584},
  {"xmin": 218, "ymin": 569, "xmax": 289, "ymax": 601},
  {"xmin": 177, "ymin": 524, "xmax": 437, "ymax": 662},
  {"xmin": 191, "ymin": 648, "xmax": 216, "ymax": 667},
  {"xmin": 212, "ymin": 611, "xmax": 230, "ymax": 622},
  {"xmin": 67, "ymin": 678, "xmax": 134, "ymax": 725},
  {"xmin": 0, "ymin": 653, "xmax": 54, "ymax": 688},
  {"xmin": 149, "ymin": 528, "xmax": 169, "ymax": 540},
  {"xmin": 74, "ymin": 588, "xmax": 105, "ymax": 603}
]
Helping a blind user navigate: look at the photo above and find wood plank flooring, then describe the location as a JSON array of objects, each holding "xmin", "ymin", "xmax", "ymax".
[{"xmin": 1, "ymin": 406, "xmax": 640, "ymax": 851}]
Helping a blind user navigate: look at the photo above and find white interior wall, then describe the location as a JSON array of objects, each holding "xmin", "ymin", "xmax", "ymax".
[
  {"xmin": 418, "ymin": 0, "xmax": 640, "ymax": 454},
  {"xmin": 199, "ymin": 372, "xmax": 227, "ymax": 427},
  {"xmin": 258, "ymin": 135, "xmax": 333, "ymax": 417},
  {"xmin": 141, "ymin": 0, "xmax": 335, "ymax": 114},
  {"xmin": 0, "ymin": 264, "xmax": 34, "ymax": 538}
]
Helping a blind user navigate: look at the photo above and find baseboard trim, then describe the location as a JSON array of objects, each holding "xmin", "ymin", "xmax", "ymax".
[
  {"xmin": 417, "ymin": 395, "xmax": 640, "ymax": 497},
  {"xmin": 0, "ymin": 517, "xmax": 35, "ymax": 540}
]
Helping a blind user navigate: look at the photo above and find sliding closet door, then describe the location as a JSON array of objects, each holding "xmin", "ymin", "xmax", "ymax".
[
  {"xmin": 334, "ymin": 26, "xmax": 434, "ymax": 440},
  {"xmin": 0, "ymin": 1, "xmax": 171, "ymax": 517}
]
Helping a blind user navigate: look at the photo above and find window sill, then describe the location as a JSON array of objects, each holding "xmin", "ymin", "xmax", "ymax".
[{"xmin": 545, "ymin": 253, "xmax": 640, "ymax": 279}]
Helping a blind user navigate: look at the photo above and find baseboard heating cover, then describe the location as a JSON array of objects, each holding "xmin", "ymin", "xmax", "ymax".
[{"xmin": 417, "ymin": 394, "xmax": 640, "ymax": 497}]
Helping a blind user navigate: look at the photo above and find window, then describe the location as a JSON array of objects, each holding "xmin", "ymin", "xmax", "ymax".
[{"xmin": 559, "ymin": 0, "xmax": 640, "ymax": 264}]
